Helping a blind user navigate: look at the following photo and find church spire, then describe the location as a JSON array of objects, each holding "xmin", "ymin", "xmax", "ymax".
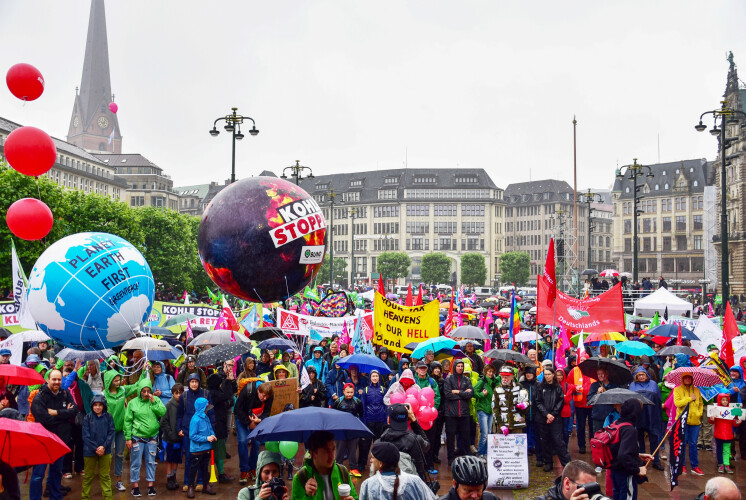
[{"xmin": 67, "ymin": 0, "xmax": 122, "ymax": 153}]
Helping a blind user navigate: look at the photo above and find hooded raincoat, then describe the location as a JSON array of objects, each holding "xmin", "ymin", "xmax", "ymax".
[{"xmin": 189, "ymin": 397, "xmax": 215, "ymax": 453}]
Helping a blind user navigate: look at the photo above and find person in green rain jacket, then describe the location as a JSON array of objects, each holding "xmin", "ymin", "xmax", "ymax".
[
  {"xmin": 124, "ymin": 377, "xmax": 166, "ymax": 496},
  {"xmin": 103, "ymin": 369, "xmax": 144, "ymax": 491}
]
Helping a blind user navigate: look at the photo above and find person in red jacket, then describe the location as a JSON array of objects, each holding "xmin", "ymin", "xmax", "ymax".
[
  {"xmin": 555, "ymin": 369, "xmax": 573, "ymax": 446},
  {"xmin": 709, "ymin": 393, "xmax": 742, "ymax": 474}
]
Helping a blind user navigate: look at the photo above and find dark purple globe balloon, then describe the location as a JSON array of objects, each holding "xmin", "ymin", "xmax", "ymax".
[{"xmin": 198, "ymin": 177, "xmax": 327, "ymax": 303}]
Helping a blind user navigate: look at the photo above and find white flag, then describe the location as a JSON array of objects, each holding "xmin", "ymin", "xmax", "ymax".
[
  {"xmin": 300, "ymin": 366, "xmax": 311, "ymax": 390},
  {"xmin": 11, "ymin": 241, "xmax": 36, "ymax": 329}
]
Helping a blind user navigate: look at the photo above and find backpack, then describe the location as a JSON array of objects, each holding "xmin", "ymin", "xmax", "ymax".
[
  {"xmin": 297, "ymin": 463, "xmax": 350, "ymax": 490},
  {"xmin": 590, "ymin": 421, "xmax": 632, "ymax": 468},
  {"xmin": 397, "ymin": 451, "xmax": 418, "ymax": 475}
]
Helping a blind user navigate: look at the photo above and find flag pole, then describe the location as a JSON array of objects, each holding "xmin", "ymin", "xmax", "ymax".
[{"xmin": 644, "ymin": 424, "xmax": 675, "ymax": 467}]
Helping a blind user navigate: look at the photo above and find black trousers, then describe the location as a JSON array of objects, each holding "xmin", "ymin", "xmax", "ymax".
[
  {"xmin": 188, "ymin": 451, "xmax": 210, "ymax": 487},
  {"xmin": 445, "ymin": 416, "xmax": 471, "ymax": 462},
  {"xmin": 537, "ymin": 419, "xmax": 571, "ymax": 467},
  {"xmin": 358, "ymin": 421, "xmax": 387, "ymax": 470},
  {"xmin": 63, "ymin": 424, "xmax": 84, "ymax": 474},
  {"xmin": 431, "ymin": 412, "xmax": 445, "ymax": 464},
  {"xmin": 575, "ymin": 406, "xmax": 593, "ymax": 451}
]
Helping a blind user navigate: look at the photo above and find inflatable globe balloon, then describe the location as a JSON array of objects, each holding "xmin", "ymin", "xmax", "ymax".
[
  {"xmin": 27, "ymin": 232, "xmax": 155, "ymax": 350},
  {"xmin": 198, "ymin": 176, "xmax": 327, "ymax": 303}
]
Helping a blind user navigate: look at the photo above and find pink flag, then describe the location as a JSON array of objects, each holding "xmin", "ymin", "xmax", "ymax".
[
  {"xmin": 340, "ymin": 320, "xmax": 351, "ymax": 345},
  {"xmin": 478, "ymin": 313, "xmax": 485, "ymax": 329},
  {"xmin": 554, "ymin": 325, "xmax": 571, "ymax": 371},
  {"xmin": 456, "ymin": 311, "xmax": 463, "ymax": 327}
]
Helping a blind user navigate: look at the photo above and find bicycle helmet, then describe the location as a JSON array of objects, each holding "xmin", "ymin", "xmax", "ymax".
[{"xmin": 451, "ymin": 455, "xmax": 488, "ymax": 486}]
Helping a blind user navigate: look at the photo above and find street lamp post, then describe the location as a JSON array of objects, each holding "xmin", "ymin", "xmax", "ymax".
[
  {"xmin": 695, "ymin": 100, "xmax": 746, "ymax": 305},
  {"xmin": 327, "ymin": 189, "xmax": 339, "ymax": 287},
  {"xmin": 281, "ymin": 160, "xmax": 314, "ymax": 186},
  {"xmin": 699, "ymin": 278, "xmax": 711, "ymax": 305},
  {"xmin": 616, "ymin": 159, "xmax": 654, "ymax": 284},
  {"xmin": 208, "ymin": 107, "xmax": 259, "ymax": 184},
  {"xmin": 349, "ymin": 207, "xmax": 358, "ymax": 289},
  {"xmin": 550, "ymin": 206, "xmax": 571, "ymax": 293},
  {"xmin": 580, "ymin": 189, "xmax": 603, "ymax": 270}
]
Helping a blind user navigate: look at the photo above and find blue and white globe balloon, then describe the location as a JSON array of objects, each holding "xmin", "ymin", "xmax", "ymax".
[{"xmin": 27, "ymin": 232, "xmax": 155, "ymax": 350}]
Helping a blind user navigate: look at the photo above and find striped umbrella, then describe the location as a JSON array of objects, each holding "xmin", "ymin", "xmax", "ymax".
[
  {"xmin": 664, "ymin": 367, "xmax": 721, "ymax": 387},
  {"xmin": 599, "ymin": 269, "xmax": 619, "ymax": 277},
  {"xmin": 580, "ymin": 331, "xmax": 627, "ymax": 346}
]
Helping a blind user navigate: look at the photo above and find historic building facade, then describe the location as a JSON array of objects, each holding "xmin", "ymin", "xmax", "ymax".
[
  {"xmin": 298, "ymin": 168, "xmax": 505, "ymax": 287},
  {"xmin": 611, "ymin": 158, "xmax": 713, "ymax": 287},
  {"xmin": 93, "ymin": 153, "xmax": 180, "ymax": 210}
]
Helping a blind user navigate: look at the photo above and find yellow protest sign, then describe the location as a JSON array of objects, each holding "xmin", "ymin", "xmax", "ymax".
[{"xmin": 374, "ymin": 292, "xmax": 440, "ymax": 352}]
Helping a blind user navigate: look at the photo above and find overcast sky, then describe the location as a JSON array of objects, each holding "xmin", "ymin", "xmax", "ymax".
[{"xmin": 1, "ymin": 1, "xmax": 745, "ymax": 191}]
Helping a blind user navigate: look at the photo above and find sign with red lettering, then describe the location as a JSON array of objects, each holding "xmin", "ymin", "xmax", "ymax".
[
  {"xmin": 537, "ymin": 281, "xmax": 625, "ymax": 333},
  {"xmin": 373, "ymin": 292, "xmax": 440, "ymax": 353},
  {"xmin": 269, "ymin": 199, "xmax": 327, "ymax": 248}
]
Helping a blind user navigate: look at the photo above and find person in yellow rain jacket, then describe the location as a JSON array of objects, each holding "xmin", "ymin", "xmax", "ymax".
[{"xmin": 673, "ymin": 371, "xmax": 705, "ymax": 476}]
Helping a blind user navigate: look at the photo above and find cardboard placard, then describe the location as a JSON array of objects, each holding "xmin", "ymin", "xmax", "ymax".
[
  {"xmin": 269, "ymin": 377, "xmax": 299, "ymax": 416},
  {"xmin": 487, "ymin": 434, "xmax": 529, "ymax": 489},
  {"xmin": 707, "ymin": 403, "xmax": 743, "ymax": 420}
]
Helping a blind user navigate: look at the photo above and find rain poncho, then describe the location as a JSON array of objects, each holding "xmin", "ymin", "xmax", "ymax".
[
  {"xmin": 383, "ymin": 368, "xmax": 415, "ymax": 405},
  {"xmin": 150, "ymin": 361, "xmax": 175, "ymax": 405},
  {"xmin": 188, "ymin": 397, "xmax": 215, "ymax": 453},
  {"xmin": 358, "ymin": 470, "xmax": 437, "ymax": 500},
  {"xmin": 729, "ymin": 365, "xmax": 744, "ymax": 403}
]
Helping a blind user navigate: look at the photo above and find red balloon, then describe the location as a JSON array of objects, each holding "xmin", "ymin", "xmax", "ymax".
[
  {"xmin": 6, "ymin": 198, "xmax": 53, "ymax": 240},
  {"xmin": 108, "ymin": 102, "xmax": 118, "ymax": 113},
  {"xmin": 4, "ymin": 126, "xmax": 57, "ymax": 177},
  {"xmin": 6, "ymin": 63, "xmax": 45, "ymax": 101}
]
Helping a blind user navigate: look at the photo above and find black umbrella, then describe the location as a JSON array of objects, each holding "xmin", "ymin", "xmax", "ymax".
[
  {"xmin": 581, "ymin": 269, "xmax": 598, "ymax": 276},
  {"xmin": 250, "ymin": 327, "xmax": 284, "ymax": 342},
  {"xmin": 577, "ymin": 357, "xmax": 633, "ymax": 385},
  {"xmin": 518, "ymin": 303, "xmax": 532, "ymax": 311},
  {"xmin": 197, "ymin": 342, "xmax": 252, "ymax": 367},
  {"xmin": 0, "ymin": 328, "xmax": 11, "ymax": 340},
  {"xmin": 655, "ymin": 345, "xmax": 697, "ymax": 358},
  {"xmin": 628, "ymin": 317, "xmax": 651, "ymax": 325},
  {"xmin": 483, "ymin": 349, "xmax": 531, "ymax": 364},
  {"xmin": 588, "ymin": 388, "xmax": 653, "ymax": 406},
  {"xmin": 451, "ymin": 325, "xmax": 488, "ymax": 340}
]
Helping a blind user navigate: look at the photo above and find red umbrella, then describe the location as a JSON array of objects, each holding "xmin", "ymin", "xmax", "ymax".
[
  {"xmin": 664, "ymin": 367, "xmax": 721, "ymax": 387},
  {"xmin": 0, "ymin": 419, "xmax": 70, "ymax": 467},
  {"xmin": 495, "ymin": 311, "xmax": 510, "ymax": 319},
  {"xmin": 0, "ymin": 364, "xmax": 45, "ymax": 386},
  {"xmin": 599, "ymin": 269, "xmax": 619, "ymax": 277}
]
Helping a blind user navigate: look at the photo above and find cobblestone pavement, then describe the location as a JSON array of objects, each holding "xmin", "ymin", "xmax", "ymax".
[{"xmin": 21, "ymin": 432, "xmax": 745, "ymax": 499}]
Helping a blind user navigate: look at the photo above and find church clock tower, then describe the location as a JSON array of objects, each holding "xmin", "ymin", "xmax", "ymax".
[{"xmin": 67, "ymin": 0, "xmax": 122, "ymax": 154}]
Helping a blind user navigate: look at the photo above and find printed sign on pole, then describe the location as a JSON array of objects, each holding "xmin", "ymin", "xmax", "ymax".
[{"xmin": 487, "ymin": 433, "xmax": 529, "ymax": 489}]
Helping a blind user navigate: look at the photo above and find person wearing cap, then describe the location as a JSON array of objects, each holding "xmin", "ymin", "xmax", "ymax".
[
  {"xmin": 176, "ymin": 355, "xmax": 207, "ymax": 388},
  {"xmin": 359, "ymin": 441, "xmax": 436, "ymax": 500},
  {"xmin": 378, "ymin": 403, "xmax": 430, "ymax": 478},
  {"xmin": 441, "ymin": 455, "xmax": 499, "ymax": 500},
  {"xmin": 414, "ymin": 360, "xmax": 441, "ymax": 472},
  {"xmin": 0, "ymin": 348, "xmax": 11, "ymax": 365},
  {"xmin": 444, "ymin": 358, "xmax": 473, "ymax": 465},
  {"xmin": 177, "ymin": 372, "xmax": 216, "ymax": 491},
  {"xmin": 360, "ymin": 369, "xmax": 387, "ymax": 468},
  {"xmin": 493, "ymin": 366, "xmax": 529, "ymax": 437},
  {"xmin": 124, "ymin": 376, "xmax": 166, "ymax": 497},
  {"xmin": 520, "ymin": 364, "xmax": 541, "ymax": 460},
  {"xmin": 674, "ymin": 370, "xmax": 705, "ymax": 475}
]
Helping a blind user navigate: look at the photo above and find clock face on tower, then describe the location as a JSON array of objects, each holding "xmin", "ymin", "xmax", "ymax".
[
  {"xmin": 98, "ymin": 116, "xmax": 109, "ymax": 129},
  {"xmin": 73, "ymin": 116, "xmax": 79, "ymax": 127}
]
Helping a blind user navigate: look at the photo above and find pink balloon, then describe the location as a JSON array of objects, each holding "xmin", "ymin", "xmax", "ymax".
[
  {"xmin": 420, "ymin": 418, "xmax": 433, "ymax": 430},
  {"xmin": 421, "ymin": 407, "xmax": 436, "ymax": 421},
  {"xmin": 108, "ymin": 102, "xmax": 118, "ymax": 113},
  {"xmin": 405, "ymin": 386, "xmax": 420, "ymax": 397},
  {"xmin": 405, "ymin": 395, "xmax": 420, "ymax": 413},
  {"xmin": 420, "ymin": 387, "xmax": 435, "ymax": 406},
  {"xmin": 390, "ymin": 392, "xmax": 406, "ymax": 405}
]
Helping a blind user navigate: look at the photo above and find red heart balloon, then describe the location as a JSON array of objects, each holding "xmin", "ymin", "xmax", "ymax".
[
  {"xmin": 6, "ymin": 63, "xmax": 45, "ymax": 101},
  {"xmin": 6, "ymin": 198, "xmax": 53, "ymax": 240},
  {"xmin": 4, "ymin": 126, "xmax": 57, "ymax": 177}
]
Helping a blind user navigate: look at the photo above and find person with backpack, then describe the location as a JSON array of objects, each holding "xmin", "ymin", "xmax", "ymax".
[
  {"xmin": 588, "ymin": 368, "xmax": 619, "ymax": 443},
  {"xmin": 291, "ymin": 430, "xmax": 357, "ymax": 500},
  {"xmin": 81, "ymin": 394, "xmax": 115, "ymax": 500},
  {"xmin": 360, "ymin": 369, "xmax": 387, "ymax": 469},
  {"xmin": 160, "ymin": 383, "xmax": 184, "ymax": 491},
  {"xmin": 608, "ymin": 399, "xmax": 651, "ymax": 500},
  {"xmin": 378, "ymin": 403, "xmax": 431, "ymax": 479},
  {"xmin": 535, "ymin": 367, "xmax": 571, "ymax": 472},
  {"xmin": 359, "ymin": 441, "xmax": 437, "ymax": 500}
]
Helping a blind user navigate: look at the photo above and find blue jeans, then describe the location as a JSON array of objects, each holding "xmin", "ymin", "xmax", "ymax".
[
  {"xmin": 130, "ymin": 438, "xmax": 157, "ymax": 484},
  {"xmin": 684, "ymin": 424, "xmax": 700, "ymax": 468},
  {"xmin": 236, "ymin": 419, "xmax": 260, "ymax": 473},
  {"xmin": 562, "ymin": 416, "xmax": 572, "ymax": 445},
  {"xmin": 477, "ymin": 411, "xmax": 493, "ymax": 456},
  {"xmin": 30, "ymin": 456, "xmax": 64, "ymax": 500},
  {"xmin": 111, "ymin": 430, "xmax": 125, "ymax": 478}
]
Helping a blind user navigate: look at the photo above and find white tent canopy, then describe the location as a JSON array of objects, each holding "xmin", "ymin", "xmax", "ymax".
[{"xmin": 633, "ymin": 287, "xmax": 693, "ymax": 318}]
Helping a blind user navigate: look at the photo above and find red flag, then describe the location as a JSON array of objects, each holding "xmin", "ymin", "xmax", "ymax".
[
  {"xmin": 378, "ymin": 275, "xmax": 385, "ymax": 295},
  {"xmin": 444, "ymin": 294, "xmax": 454, "ymax": 337},
  {"xmin": 415, "ymin": 285, "xmax": 423, "ymax": 306},
  {"xmin": 215, "ymin": 297, "xmax": 240, "ymax": 331},
  {"xmin": 542, "ymin": 238, "xmax": 557, "ymax": 303},
  {"xmin": 405, "ymin": 283, "xmax": 413, "ymax": 306},
  {"xmin": 676, "ymin": 323, "xmax": 682, "ymax": 346},
  {"xmin": 722, "ymin": 301, "xmax": 739, "ymax": 367}
]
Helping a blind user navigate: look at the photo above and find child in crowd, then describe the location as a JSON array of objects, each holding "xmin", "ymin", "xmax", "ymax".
[
  {"xmin": 709, "ymin": 392, "xmax": 742, "ymax": 474},
  {"xmin": 81, "ymin": 394, "xmax": 115, "ymax": 500},
  {"xmin": 334, "ymin": 383, "xmax": 364, "ymax": 477},
  {"xmin": 160, "ymin": 383, "xmax": 184, "ymax": 490},
  {"xmin": 187, "ymin": 397, "xmax": 217, "ymax": 497},
  {"xmin": 104, "ymin": 367, "xmax": 143, "ymax": 492}
]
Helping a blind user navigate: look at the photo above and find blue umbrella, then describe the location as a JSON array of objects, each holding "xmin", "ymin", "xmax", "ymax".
[
  {"xmin": 614, "ymin": 340, "xmax": 655, "ymax": 357},
  {"xmin": 410, "ymin": 336, "xmax": 457, "ymax": 359},
  {"xmin": 142, "ymin": 326, "xmax": 178, "ymax": 337},
  {"xmin": 144, "ymin": 347, "xmax": 180, "ymax": 361},
  {"xmin": 258, "ymin": 338, "xmax": 297, "ymax": 351},
  {"xmin": 645, "ymin": 323, "xmax": 699, "ymax": 341},
  {"xmin": 247, "ymin": 407, "xmax": 374, "ymax": 443},
  {"xmin": 335, "ymin": 353, "xmax": 391, "ymax": 375}
]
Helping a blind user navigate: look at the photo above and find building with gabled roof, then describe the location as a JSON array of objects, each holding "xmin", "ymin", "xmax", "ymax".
[{"xmin": 93, "ymin": 153, "xmax": 180, "ymax": 210}]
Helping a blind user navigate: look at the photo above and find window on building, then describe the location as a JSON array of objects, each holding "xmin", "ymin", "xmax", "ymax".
[
  {"xmin": 378, "ymin": 189, "xmax": 397, "ymax": 200},
  {"xmin": 406, "ymin": 204, "xmax": 430, "ymax": 216},
  {"xmin": 461, "ymin": 222, "xmax": 484, "ymax": 234},
  {"xmin": 693, "ymin": 235, "xmax": 703, "ymax": 250},
  {"xmin": 693, "ymin": 215, "xmax": 703, "ymax": 230},
  {"xmin": 662, "ymin": 217, "xmax": 671, "ymax": 231},
  {"xmin": 643, "ymin": 237, "xmax": 652, "ymax": 252},
  {"xmin": 350, "ymin": 180, "xmax": 363, "ymax": 187},
  {"xmin": 676, "ymin": 216, "xmax": 686, "ymax": 231},
  {"xmin": 406, "ymin": 221, "xmax": 429, "ymax": 234},
  {"xmin": 662, "ymin": 258, "xmax": 675, "ymax": 273},
  {"xmin": 693, "ymin": 196, "xmax": 703, "ymax": 210},
  {"xmin": 373, "ymin": 205, "xmax": 399, "ymax": 217},
  {"xmin": 692, "ymin": 257, "xmax": 704, "ymax": 272},
  {"xmin": 676, "ymin": 235, "xmax": 687, "ymax": 251},
  {"xmin": 434, "ymin": 221, "xmax": 457, "ymax": 234},
  {"xmin": 663, "ymin": 237, "xmax": 672, "ymax": 251},
  {"xmin": 675, "ymin": 197, "xmax": 687, "ymax": 211},
  {"xmin": 624, "ymin": 219, "xmax": 632, "ymax": 234},
  {"xmin": 676, "ymin": 257, "xmax": 690, "ymax": 272},
  {"xmin": 461, "ymin": 204, "xmax": 485, "ymax": 216},
  {"xmin": 624, "ymin": 238, "xmax": 632, "ymax": 252}
]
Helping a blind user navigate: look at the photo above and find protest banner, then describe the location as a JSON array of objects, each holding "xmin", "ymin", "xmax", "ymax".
[
  {"xmin": 268, "ymin": 377, "xmax": 299, "ymax": 416},
  {"xmin": 707, "ymin": 403, "xmax": 743, "ymax": 420},
  {"xmin": 537, "ymin": 280, "xmax": 625, "ymax": 333},
  {"xmin": 0, "ymin": 301, "xmax": 25, "ymax": 332},
  {"xmin": 700, "ymin": 353, "xmax": 734, "ymax": 388},
  {"xmin": 276, "ymin": 308, "xmax": 374, "ymax": 339},
  {"xmin": 373, "ymin": 292, "xmax": 440, "ymax": 353},
  {"xmin": 487, "ymin": 433, "xmax": 529, "ymax": 489}
]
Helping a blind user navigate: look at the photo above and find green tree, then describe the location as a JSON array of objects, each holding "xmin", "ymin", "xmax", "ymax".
[
  {"xmin": 377, "ymin": 251, "xmax": 411, "ymax": 281},
  {"xmin": 317, "ymin": 255, "xmax": 347, "ymax": 285},
  {"xmin": 420, "ymin": 252, "xmax": 452, "ymax": 284},
  {"xmin": 460, "ymin": 253, "xmax": 487, "ymax": 286},
  {"xmin": 500, "ymin": 251, "xmax": 531, "ymax": 286}
]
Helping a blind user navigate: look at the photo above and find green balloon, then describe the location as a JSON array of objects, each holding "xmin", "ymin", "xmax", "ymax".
[
  {"xmin": 265, "ymin": 441, "xmax": 280, "ymax": 452},
  {"xmin": 279, "ymin": 440, "xmax": 299, "ymax": 460}
]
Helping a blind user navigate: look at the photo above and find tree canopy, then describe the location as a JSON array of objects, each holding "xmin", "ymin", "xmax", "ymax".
[
  {"xmin": 499, "ymin": 251, "xmax": 531, "ymax": 286},
  {"xmin": 376, "ymin": 251, "xmax": 411, "ymax": 281},
  {"xmin": 420, "ymin": 252, "xmax": 452, "ymax": 284},
  {"xmin": 460, "ymin": 253, "xmax": 487, "ymax": 286},
  {"xmin": 317, "ymin": 255, "xmax": 347, "ymax": 285}
]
